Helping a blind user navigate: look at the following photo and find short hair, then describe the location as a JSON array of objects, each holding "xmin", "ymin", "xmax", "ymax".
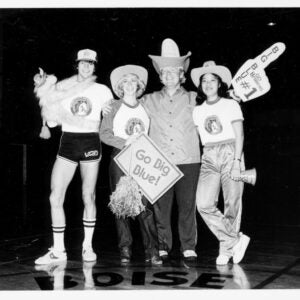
[
  {"xmin": 195, "ymin": 73, "xmax": 229, "ymax": 106},
  {"xmin": 114, "ymin": 74, "xmax": 146, "ymax": 99}
]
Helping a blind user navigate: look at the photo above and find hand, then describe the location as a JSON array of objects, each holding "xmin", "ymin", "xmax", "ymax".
[
  {"xmin": 228, "ymin": 89, "xmax": 242, "ymax": 102},
  {"xmin": 102, "ymin": 99, "xmax": 114, "ymax": 116},
  {"xmin": 230, "ymin": 161, "xmax": 241, "ymax": 181},
  {"xmin": 47, "ymin": 121, "xmax": 58, "ymax": 128},
  {"xmin": 125, "ymin": 134, "xmax": 140, "ymax": 146}
]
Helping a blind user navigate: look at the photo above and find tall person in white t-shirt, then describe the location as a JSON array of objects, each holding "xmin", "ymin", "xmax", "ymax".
[
  {"xmin": 34, "ymin": 49, "xmax": 113, "ymax": 265},
  {"xmin": 191, "ymin": 61, "xmax": 250, "ymax": 265}
]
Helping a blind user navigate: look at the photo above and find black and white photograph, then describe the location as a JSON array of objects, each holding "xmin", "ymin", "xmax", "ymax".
[{"xmin": 0, "ymin": 0, "xmax": 299, "ymax": 297}]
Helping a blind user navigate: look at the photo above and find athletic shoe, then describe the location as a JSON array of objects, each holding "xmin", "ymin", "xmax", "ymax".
[
  {"xmin": 216, "ymin": 254, "xmax": 231, "ymax": 265},
  {"xmin": 183, "ymin": 250, "xmax": 198, "ymax": 260},
  {"xmin": 34, "ymin": 248, "xmax": 67, "ymax": 265},
  {"xmin": 82, "ymin": 246, "xmax": 97, "ymax": 262},
  {"xmin": 233, "ymin": 234, "xmax": 250, "ymax": 264},
  {"xmin": 159, "ymin": 250, "xmax": 169, "ymax": 259}
]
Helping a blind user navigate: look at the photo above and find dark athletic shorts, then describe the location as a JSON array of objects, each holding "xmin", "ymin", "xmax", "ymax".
[{"xmin": 57, "ymin": 132, "xmax": 101, "ymax": 164}]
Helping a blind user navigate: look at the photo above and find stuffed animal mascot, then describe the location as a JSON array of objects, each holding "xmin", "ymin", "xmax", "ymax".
[{"xmin": 33, "ymin": 68, "xmax": 98, "ymax": 139}]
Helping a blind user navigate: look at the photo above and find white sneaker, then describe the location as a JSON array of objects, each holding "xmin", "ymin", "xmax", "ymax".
[
  {"xmin": 183, "ymin": 250, "xmax": 198, "ymax": 258},
  {"xmin": 159, "ymin": 250, "xmax": 168, "ymax": 257},
  {"xmin": 34, "ymin": 248, "xmax": 67, "ymax": 265},
  {"xmin": 233, "ymin": 234, "xmax": 250, "ymax": 264},
  {"xmin": 216, "ymin": 254, "xmax": 231, "ymax": 265},
  {"xmin": 82, "ymin": 246, "xmax": 97, "ymax": 262}
]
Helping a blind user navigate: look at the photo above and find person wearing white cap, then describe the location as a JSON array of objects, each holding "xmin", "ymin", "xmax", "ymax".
[
  {"xmin": 191, "ymin": 61, "xmax": 250, "ymax": 265},
  {"xmin": 141, "ymin": 38, "xmax": 201, "ymax": 263},
  {"xmin": 100, "ymin": 65, "xmax": 162, "ymax": 265},
  {"xmin": 34, "ymin": 48, "xmax": 113, "ymax": 265}
]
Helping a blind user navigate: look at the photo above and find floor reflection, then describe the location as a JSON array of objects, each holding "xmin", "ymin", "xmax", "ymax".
[
  {"xmin": 32, "ymin": 260, "xmax": 252, "ymax": 290},
  {"xmin": 34, "ymin": 261, "xmax": 68, "ymax": 290},
  {"xmin": 1, "ymin": 231, "xmax": 299, "ymax": 290},
  {"xmin": 216, "ymin": 264, "xmax": 250, "ymax": 289}
]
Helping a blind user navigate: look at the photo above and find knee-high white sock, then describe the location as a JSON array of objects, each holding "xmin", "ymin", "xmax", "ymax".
[
  {"xmin": 83, "ymin": 219, "xmax": 96, "ymax": 249},
  {"xmin": 52, "ymin": 225, "xmax": 65, "ymax": 251}
]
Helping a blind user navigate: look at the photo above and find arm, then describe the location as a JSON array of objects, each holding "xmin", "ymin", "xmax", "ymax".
[
  {"xmin": 99, "ymin": 104, "xmax": 126, "ymax": 150},
  {"xmin": 101, "ymin": 98, "xmax": 115, "ymax": 116},
  {"xmin": 230, "ymin": 120, "xmax": 244, "ymax": 180},
  {"xmin": 101, "ymin": 87, "xmax": 115, "ymax": 116},
  {"xmin": 189, "ymin": 91, "xmax": 197, "ymax": 106}
]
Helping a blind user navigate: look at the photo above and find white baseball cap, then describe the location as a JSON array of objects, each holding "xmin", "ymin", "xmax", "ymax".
[{"xmin": 76, "ymin": 49, "xmax": 97, "ymax": 62}]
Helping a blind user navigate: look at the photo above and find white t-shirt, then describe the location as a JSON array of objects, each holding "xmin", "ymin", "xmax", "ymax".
[
  {"xmin": 192, "ymin": 98, "xmax": 244, "ymax": 146},
  {"xmin": 61, "ymin": 83, "xmax": 113, "ymax": 132},
  {"xmin": 113, "ymin": 102, "xmax": 150, "ymax": 140}
]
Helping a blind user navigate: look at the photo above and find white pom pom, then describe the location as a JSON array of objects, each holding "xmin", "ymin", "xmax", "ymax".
[{"xmin": 108, "ymin": 176, "xmax": 145, "ymax": 218}]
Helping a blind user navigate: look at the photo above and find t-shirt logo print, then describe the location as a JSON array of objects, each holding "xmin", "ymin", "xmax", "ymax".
[
  {"xmin": 204, "ymin": 115, "xmax": 223, "ymax": 135},
  {"xmin": 125, "ymin": 118, "xmax": 146, "ymax": 136},
  {"xmin": 71, "ymin": 97, "xmax": 92, "ymax": 116}
]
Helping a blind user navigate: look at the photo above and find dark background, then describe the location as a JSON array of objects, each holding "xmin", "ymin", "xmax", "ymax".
[{"xmin": 0, "ymin": 8, "xmax": 299, "ymax": 250}]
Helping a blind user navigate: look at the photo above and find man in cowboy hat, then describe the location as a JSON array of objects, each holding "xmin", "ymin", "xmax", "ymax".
[{"xmin": 140, "ymin": 38, "xmax": 201, "ymax": 263}]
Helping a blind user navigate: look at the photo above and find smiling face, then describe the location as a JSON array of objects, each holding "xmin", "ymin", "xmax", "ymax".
[
  {"xmin": 120, "ymin": 74, "xmax": 139, "ymax": 97},
  {"xmin": 160, "ymin": 67, "xmax": 183, "ymax": 89},
  {"xmin": 201, "ymin": 73, "xmax": 220, "ymax": 98},
  {"xmin": 77, "ymin": 60, "xmax": 95, "ymax": 79}
]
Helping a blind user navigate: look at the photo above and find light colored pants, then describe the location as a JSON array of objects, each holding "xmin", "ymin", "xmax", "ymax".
[{"xmin": 196, "ymin": 142, "xmax": 245, "ymax": 256}]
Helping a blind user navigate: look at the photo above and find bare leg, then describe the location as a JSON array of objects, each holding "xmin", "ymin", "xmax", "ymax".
[
  {"xmin": 80, "ymin": 161, "xmax": 99, "ymax": 253},
  {"xmin": 50, "ymin": 157, "xmax": 77, "ymax": 227},
  {"xmin": 80, "ymin": 161, "xmax": 99, "ymax": 220},
  {"xmin": 34, "ymin": 157, "xmax": 77, "ymax": 264}
]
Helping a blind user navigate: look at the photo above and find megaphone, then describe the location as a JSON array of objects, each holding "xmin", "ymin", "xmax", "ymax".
[{"xmin": 240, "ymin": 168, "xmax": 257, "ymax": 186}]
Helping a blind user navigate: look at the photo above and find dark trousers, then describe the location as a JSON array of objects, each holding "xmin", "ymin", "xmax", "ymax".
[
  {"xmin": 109, "ymin": 148, "xmax": 159, "ymax": 257},
  {"xmin": 153, "ymin": 163, "xmax": 200, "ymax": 253}
]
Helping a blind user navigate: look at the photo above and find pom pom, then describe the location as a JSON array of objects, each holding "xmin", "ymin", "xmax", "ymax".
[
  {"xmin": 39, "ymin": 125, "xmax": 51, "ymax": 139},
  {"xmin": 108, "ymin": 175, "xmax": 145, "ymax": 218}
]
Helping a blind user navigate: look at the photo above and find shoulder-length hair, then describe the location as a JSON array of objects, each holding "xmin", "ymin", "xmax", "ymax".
[
  {"xmin": 115, "ymin": 74, "xmax": 146, "ymax": 99},
  {"xmin": 195, "ymin": 73, "xmax": 229, "ymax": 106}
]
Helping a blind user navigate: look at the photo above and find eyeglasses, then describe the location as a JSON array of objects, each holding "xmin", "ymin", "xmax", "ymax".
[{"xmin": 160, "ymin": 69, "xmax": 181, "ymax": 76}]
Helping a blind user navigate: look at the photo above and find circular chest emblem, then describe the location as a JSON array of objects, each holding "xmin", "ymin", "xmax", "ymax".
[
  {"xmin": 204, "ymin": 115, "xmax": 223, "ymax": 135},
  {"xmin": 70, "ymin": 97, "xmax": 92, "ymax": 116},
  {"xmin": 125, "ymin": 118, "xmax": 146, "ymax": 136}
]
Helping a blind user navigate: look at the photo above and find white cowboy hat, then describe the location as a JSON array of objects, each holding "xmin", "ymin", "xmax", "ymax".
[
  {"xmin": 148, "ymin": 38, "xmax": 191, "ymax": 74},
  {"xmin": 110, "ymin": 64, "xmax": 148, "ymax": 97},
  {"xmin": 191, "ymin": 61, "xmax": 232, "ymax": 88}
]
